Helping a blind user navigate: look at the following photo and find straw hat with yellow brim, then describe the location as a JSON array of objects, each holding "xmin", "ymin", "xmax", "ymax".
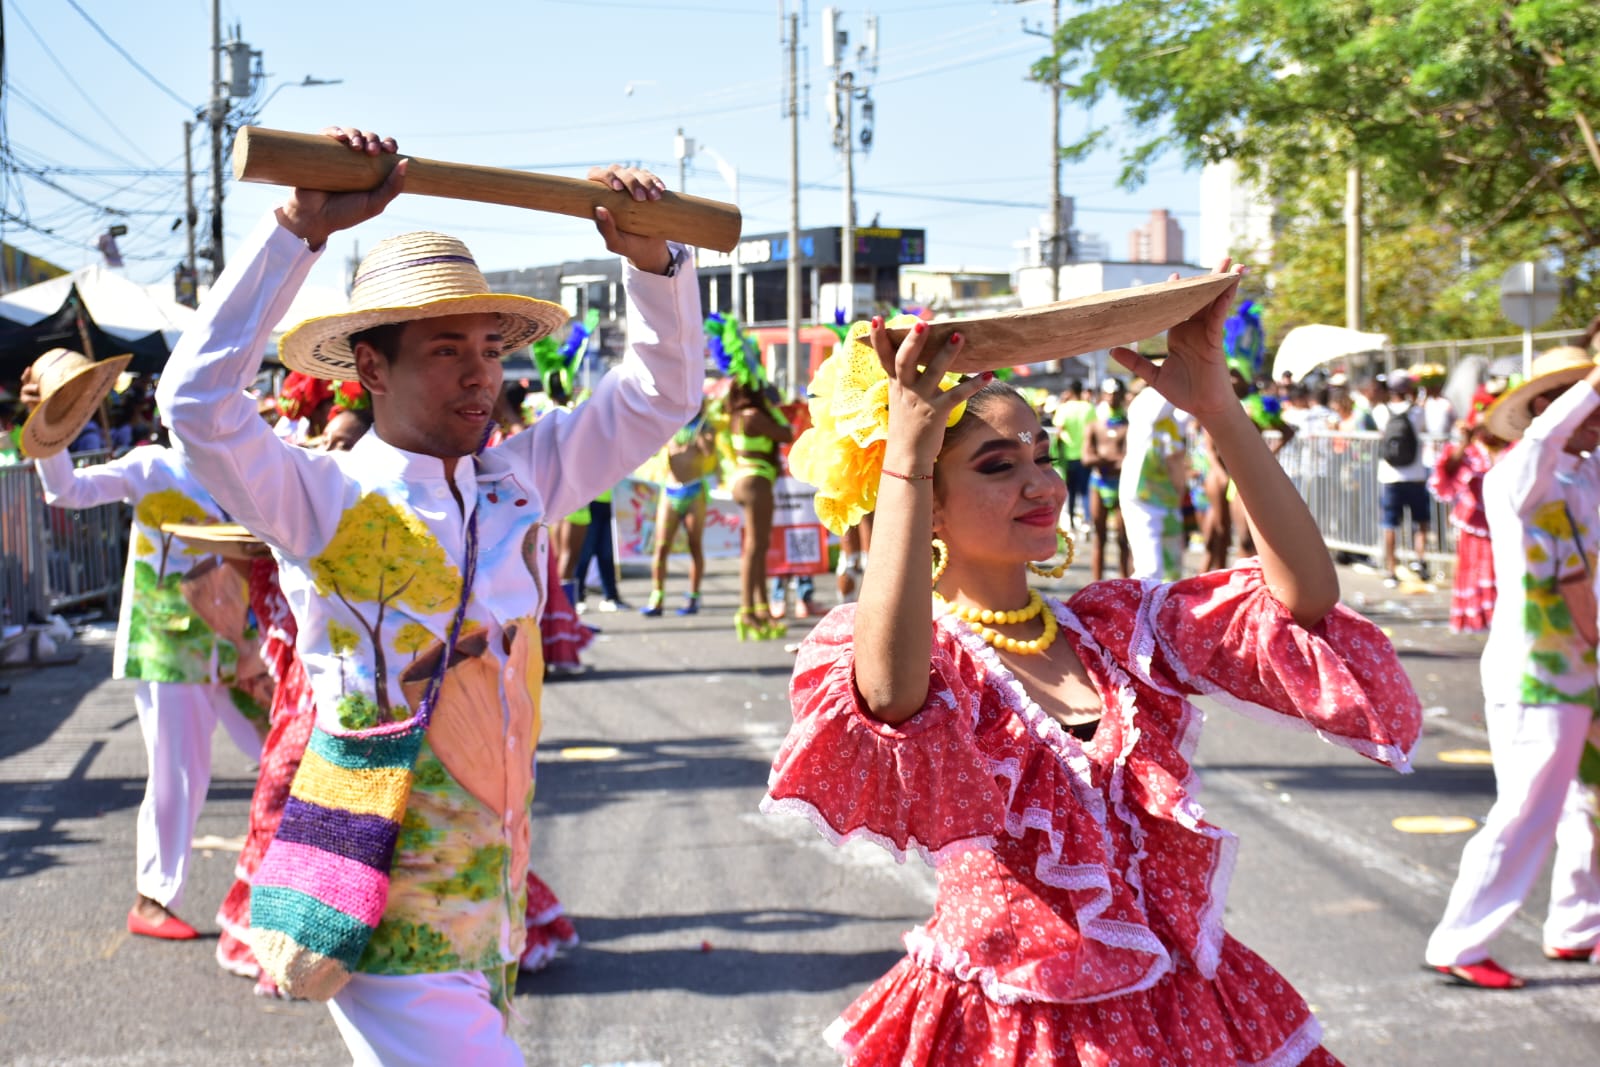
[
  {"xmin": 277, "ymin": 231, "xmax": 569, "ymax": 381},
  {"xmin": 1484, "ymin": 346, "xmax": 1597, "ymax": 442},
  {"xmin": 20, "ymin": 348, "xmax": 134, "ymax": 459},
  {"xmin": 159, "ymin": 521, "xmax": 270, "ymax": 561}
]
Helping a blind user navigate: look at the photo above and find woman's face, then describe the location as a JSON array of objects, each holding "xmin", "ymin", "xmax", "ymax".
[{"xmin": 933, "ymin": 393, "xmax": 1066, "ymax": 569}]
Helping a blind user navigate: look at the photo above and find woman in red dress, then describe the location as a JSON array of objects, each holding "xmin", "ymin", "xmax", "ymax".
[
  {"xmin": 765, "ymin": 273, "xmax": 1422, "ymax": 1066},
  {"xmin": 1428, "ymin": 401, "xmax": 1500, "ymax": 633}
]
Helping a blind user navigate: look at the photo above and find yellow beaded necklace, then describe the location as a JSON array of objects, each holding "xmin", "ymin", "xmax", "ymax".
[{"xmin": 937, "ymin": 589, "xmax": 1060, "ymax": 655}]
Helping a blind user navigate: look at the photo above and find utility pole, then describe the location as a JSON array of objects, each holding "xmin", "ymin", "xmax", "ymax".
[
  {"xmin": 1345, "ymin": 163, "xmax": 1363, "ymax": 331},
  {"xmin": 1022, "ymin": 0, "xmax": 1064, "ymax": 302},
  {"xmin": 674, "ymin": 127, "xmax": 694, "ymax": 193},
  {"xmin": 209, "ymin": 0, "xmax": 225, "ymax": 275},
  {"xmin": 783, "ymin": 5, "xmax": 802, "ymax": 397},
  {"xmin": 824, "ymin": 8, "xmax": 878, "ymax": 321},
  {"xmin": 177, "ymin": 120, "xmax": 198, "ymax": 306}
]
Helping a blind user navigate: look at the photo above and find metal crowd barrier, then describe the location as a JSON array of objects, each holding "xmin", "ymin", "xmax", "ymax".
[
  {"xmin": 0, "ymin": 450, "xmax": 129, "ymax": 628},
  {"xmin": 1270, "ymin": 429, "xmax": 1457, "ymax": 564}
]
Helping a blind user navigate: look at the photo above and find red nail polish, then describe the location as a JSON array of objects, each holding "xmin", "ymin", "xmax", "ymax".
[
  {"xmin": 982, "ymin": 371, "xmax": 995, "ymax": 382},
  {"xmin": 871, "ymin": 316, "xmax": 883, "ymax": 329},
  {"xmin": 914, "ymin": 322, "xmax": 927, "ymax": 335},
  {"xmin": 951, "ymin": 332, "xmax": 963, "ymax": 344}
]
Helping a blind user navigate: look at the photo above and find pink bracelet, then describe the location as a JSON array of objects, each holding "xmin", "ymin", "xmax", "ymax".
[{"xmin": 881, "ymin": 467, "xmax": 934, "ymax": 482}]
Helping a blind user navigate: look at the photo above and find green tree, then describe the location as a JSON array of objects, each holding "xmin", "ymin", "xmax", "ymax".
[
  {"xmin": 1047, "ymin": 0, "xmax": 1600, "ymax": 307},
  {"xmin": 310, "ymin": 494, "xmax": 461, "ymax": 719}
]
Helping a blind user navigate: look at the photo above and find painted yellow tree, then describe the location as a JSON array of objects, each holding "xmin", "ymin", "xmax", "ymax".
[
  {"xmin": 309, "ymin": 494, "xmax": 461, "ymax": 719},
  {"xmin": 328, "ymin": 620, "xmax": 360, "ymax": 697},
  {"xmin": 134, "ymin": 489, "xmax": 210, "ymax": 580},
  {"xmin": 393, "ymin": 622, "xmax": 433, "ymax": 669}
]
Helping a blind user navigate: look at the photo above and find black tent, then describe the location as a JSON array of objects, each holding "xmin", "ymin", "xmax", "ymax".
[{"xmin": 0, "ymin": 284, "xmax": 171, "ymax": 378}]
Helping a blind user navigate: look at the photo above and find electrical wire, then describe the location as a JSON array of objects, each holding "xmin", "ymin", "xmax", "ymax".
[
  {"xmin": 7, "ymin": 1, "xmax": 160, "ymax": 165},
  {"xmin": 64, "ymin": 0, "xmax": 194, "ymax": 113}
]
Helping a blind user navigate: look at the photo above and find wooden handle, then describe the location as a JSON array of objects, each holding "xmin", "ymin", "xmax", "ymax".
[
  {"xmin": 232, "ymin": 126, "xmax": 743, "ymax": 253},
  {"xmin": 882, "ymin": 273, "xmax": 1240, "ymax": 373}
]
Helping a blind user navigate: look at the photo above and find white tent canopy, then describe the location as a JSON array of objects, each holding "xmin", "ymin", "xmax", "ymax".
[
  {"xmin": 0, "ymin": 265, "xmax": 196, "ymax": 350},
  {"xmin": 1271, "ymin": 324, "xmax": 1390, "ymax": 383}
]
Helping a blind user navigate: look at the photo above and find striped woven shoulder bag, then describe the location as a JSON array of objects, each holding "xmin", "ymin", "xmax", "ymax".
[{"xmin": 248, "ymin": 501, "xmax": 480, "ymax": 1001}]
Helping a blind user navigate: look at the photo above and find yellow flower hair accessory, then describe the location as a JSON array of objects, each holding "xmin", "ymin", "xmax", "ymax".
[{"xmin": 789, "ymin": 315, "xmax": 968, "ymax": 535}]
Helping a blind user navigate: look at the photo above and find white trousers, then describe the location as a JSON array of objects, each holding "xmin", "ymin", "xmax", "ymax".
[
  {"xmin": 329, "ymin": 971, "xmax": 524, "ymax": 1067},
  {"xmin": 133, "ymin": 680, "xmax": 262, "ymax": 908},
  {"xmin": 1426, "ymin": 701, "xmax": 1600, "ymax": 965},
  {"xmin": 1123, "ymin": 500, "xmax": 1182, "ymax": 581}
]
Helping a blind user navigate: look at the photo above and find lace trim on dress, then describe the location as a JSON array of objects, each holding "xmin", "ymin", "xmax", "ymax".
[
  {"xmin": 1130, "ymin": 580, "xmax": 1207, "ymax": 763},
  {"xmin": 1148, "ymin": 570, "xmax": 1415, "ymax": 772},
  {"xmin": 756, "ymin": 794, "xmax": 997, "ymax": 867},
  {"xmin": 1073, "ymin": 585, "xmax": 1239, "ymax": 979},
  {"xmin": 1256, "ymin": 1014, "xmax": 1325, "ymax": 1067},
  {"xmin": 902, "ymin": 924, "xmax": 1171, "ymax": 1007},
  {"xmin": 942, "ymin": 605, "xmax": 1172, "ymax": 972}
]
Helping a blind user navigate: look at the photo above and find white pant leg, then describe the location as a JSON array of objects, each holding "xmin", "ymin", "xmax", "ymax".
[
  {"xmin": 1123, "ymin": 501, "xmax": 1178, "ymax": 581},
  {"xmin": 1544, "ymin": 765, "xmax": 1600, "ymax": 951},
  {"xmin": 212, "ymin": 692, "xmax": 264, "ymax": 762},
  {"xmin": 1425, "ymin": 702, "xmax": 1594, "ymax": 966},
  {"xmin": 133, "ymin": 681, "xmax": 223, "ymax": 909},
  {"xmin": 329, "ymin": 971, "xmax": 525, "ymax": 1067}
]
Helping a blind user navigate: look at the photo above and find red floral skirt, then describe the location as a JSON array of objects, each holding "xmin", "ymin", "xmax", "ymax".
[{"xmin": 1449, "ymin": 531, "xmax": 1495, "ymax": 634}]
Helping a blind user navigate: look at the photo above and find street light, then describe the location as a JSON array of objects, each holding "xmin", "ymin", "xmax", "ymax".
[{"xmin": 252, "ymin": 75, "xmax": 345, "ymax": 119}]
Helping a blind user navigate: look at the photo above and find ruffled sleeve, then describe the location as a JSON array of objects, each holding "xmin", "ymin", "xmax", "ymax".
[
  {"xmin": 761, "ymin": 604, "xmax": 1007, "ymax": 864},
  {"xmin": 1081, "ymin": 565, "xmax": 1421, "ymax": 771}
]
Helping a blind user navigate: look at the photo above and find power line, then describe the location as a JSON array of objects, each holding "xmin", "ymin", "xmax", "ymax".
[
  {"xmin": 65, "ymin": 0, "xmax": 193, "ymax": 112},
  {"xmin": 8, "ymin": 1, "xmax": 159, "ymax": 165}
]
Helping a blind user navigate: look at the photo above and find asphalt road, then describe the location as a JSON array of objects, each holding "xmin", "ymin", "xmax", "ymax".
[{"xmin": 2, "ymin": 557, "xmax": 1598, "ymax": 1066}]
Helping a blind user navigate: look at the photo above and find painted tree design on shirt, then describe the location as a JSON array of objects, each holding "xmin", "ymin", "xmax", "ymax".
[
  {"xmin": 134, "ymin": 488, "xmax": 210, "ymax": 580},
  {"xmin": 310, "ymin": 493, "xmax": 461, "ymax": 721}
]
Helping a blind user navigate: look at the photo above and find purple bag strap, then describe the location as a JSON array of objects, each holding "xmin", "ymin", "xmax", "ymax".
[{"xmin": 411, "ymin": 436, "xmax": 490, "ymax": 733}]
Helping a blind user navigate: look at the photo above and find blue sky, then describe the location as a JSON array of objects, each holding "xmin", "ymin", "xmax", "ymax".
[{"xmin": 1, "ymin": 0, "xmax": 1198, "ymax": 297}]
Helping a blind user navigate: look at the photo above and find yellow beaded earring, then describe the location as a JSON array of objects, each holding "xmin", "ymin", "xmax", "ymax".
[
  {"xmin": 931, "ymin": 538, "xmax": 949, "ymax": 585},
  {"xmin": 1027, "ymin": 526, "xmax": 1076, "ymax": 579}
]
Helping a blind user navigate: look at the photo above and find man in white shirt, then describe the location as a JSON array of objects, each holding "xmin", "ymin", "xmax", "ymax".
[
  {"xmin": 158, "ymin": 127, "xmax": 703, "ymax": 1066},
  {"xmin": 1372, "ymin": 371, "xmax": 1432, "ymax": 584}
]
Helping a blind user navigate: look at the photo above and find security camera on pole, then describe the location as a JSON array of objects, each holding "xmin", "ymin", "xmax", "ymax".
[{"xmin": 823, "ymin": 7, "xmax": 878, "ymax": 322}]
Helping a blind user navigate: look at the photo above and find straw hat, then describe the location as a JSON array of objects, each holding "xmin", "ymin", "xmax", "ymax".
[
  {"xmin": 20, "ymin": 348, "xmax": 134, "ymax": 459},
  {"xmin": 159, "ymin": 521, "xmax": 269, "ymax": 561},
  {"xmin": 277, "ymin": 231, "xmax": 568, "ymax": 380},
  {"xmin": 1484, "ymin": 346, "xmax": 1596, "ymax": 441}
]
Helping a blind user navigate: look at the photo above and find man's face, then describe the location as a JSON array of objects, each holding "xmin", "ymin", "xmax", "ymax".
[{"xmin": 356, "ymin": 312, "xmax": 505, "ymax": 461}]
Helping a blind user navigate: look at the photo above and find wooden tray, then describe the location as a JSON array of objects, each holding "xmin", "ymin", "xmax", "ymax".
[{"xmin": 885, "ymin": 272, "xmax": 1239, "ymax": 373}]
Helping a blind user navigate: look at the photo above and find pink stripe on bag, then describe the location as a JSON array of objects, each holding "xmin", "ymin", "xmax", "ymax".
[{"xmin": 253, "ymin": 841, "xmax": 390, "ymax": 928}]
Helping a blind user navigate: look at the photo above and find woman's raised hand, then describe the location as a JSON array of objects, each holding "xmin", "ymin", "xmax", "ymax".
[
  {"xmin": 1109, "ymin": 260, "xmax": 1244, "ymax": 420},
  {"xmin": 868, "ymin": 317, "xmax": 987, "ymax": 472}
]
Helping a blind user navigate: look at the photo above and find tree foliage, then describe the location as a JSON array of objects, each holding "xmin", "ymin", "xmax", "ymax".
[
  {"xmin": 1048, "ymin": 0, "xmax": 1600, "ymax": 308},
  {"xmin": 310, "ymin": 494, "xmax": 460, "ymax": 718}
]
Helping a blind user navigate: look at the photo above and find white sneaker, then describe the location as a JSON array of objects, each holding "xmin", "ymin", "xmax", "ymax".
[
  {"xmin": 574, "ymin": 601, "xmax": 588, "ymax": 615},
  {"xmin": 598, "ymin": 599, "xmax": 625, "ymax": 613}
]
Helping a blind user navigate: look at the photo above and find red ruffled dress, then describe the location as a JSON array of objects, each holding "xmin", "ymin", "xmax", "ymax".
[
  {"xmin": 1428, "ymin": 443, "xmax": 1495, "ymax": 633},
  {"xmin": 216, "ymin": 558, "xmax": 318, "ymax": 992},
  {"xmin": 763, "ymin": 565, "xmax": 1421, "ymax": 1066}
]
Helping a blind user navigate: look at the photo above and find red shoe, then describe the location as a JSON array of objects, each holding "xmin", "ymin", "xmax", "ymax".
[
  {"xmin": 1431, "ymin": 959, "xmax": 1524, "ymax": 989},
  {"xmin": 1543, "ymin": 944, "xmax": 1598, "ymax": 962},
  {"xmin": 127, "ymin": 907, "xmax": 199, "ymax": 940}
]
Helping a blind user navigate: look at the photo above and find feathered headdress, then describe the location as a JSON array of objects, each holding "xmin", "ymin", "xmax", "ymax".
[
  {"xmin": 705, "ymin": 313, "xmax": 764, "ymax": 389},
  {"xmin": 535, "ymin": 309, "xmax": 601, "ymax": 404},
  {"xmin": 1223, "ymin": 299, "xmax": 1265, "ymax": 378}
]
